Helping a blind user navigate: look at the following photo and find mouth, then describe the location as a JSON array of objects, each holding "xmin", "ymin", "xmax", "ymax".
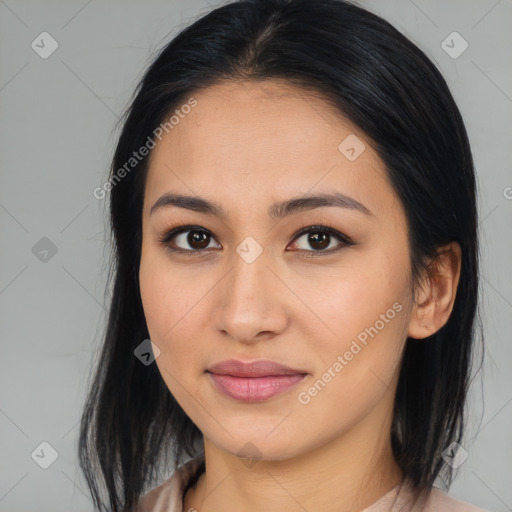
[{"xmin": 206, "ymin": 359, "xmax": 308, "ymax": 402}]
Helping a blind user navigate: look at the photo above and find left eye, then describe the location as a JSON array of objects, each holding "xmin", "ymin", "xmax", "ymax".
[{"xmin": 289, "ymin": 225, "xmax": 354, "ymax": 255}]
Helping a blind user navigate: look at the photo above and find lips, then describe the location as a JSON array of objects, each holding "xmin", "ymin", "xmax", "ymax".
[
  {"xmin": 207, "ymin": 359, "xmax": 307, "ymax": 377},
  {"xmin": 206, "ymin": 359, "xmax": 308, "ymax": 402}
]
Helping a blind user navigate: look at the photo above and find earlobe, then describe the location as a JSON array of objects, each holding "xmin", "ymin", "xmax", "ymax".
[{"xmin": 407, "ymin": 242, "xmax": 462, "ymax": 340}]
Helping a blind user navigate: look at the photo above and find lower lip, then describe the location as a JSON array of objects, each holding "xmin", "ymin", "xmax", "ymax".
[{"xmin": 208, "ymin": 372, "xmax": 307, "ymax": 402}]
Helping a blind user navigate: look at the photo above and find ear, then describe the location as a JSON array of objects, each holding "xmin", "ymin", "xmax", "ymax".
[{"xmin": 407, "ymin": 242, "xmax": 462, "ymax": 340}]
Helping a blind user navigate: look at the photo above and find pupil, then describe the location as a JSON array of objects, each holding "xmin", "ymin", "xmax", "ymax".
[
  {"xmin": 309, "ymin": 232, "xmax": 329, "ymax": 250},
  {"xmin": 189, "ymin": 231, "xmax": 209, "ymax": 249}
]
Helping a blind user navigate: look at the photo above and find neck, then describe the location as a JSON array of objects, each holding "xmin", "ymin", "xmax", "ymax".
[{"xmin": 183, "ymin": 396, "xmax": 403, "ymax": 512}]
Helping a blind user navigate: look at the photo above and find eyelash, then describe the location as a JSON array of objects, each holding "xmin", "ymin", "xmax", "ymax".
[{"xmin": 157, "ymin": 224, "xmax": 355, "ymax": 258}]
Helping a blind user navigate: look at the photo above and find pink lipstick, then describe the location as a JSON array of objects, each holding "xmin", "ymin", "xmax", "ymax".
[{"xmin": 207, "ymin": 359, "xmax": 308, "ymax": 402}]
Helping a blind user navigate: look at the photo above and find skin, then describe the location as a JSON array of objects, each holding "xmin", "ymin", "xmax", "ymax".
[{"xmin": 138, "ymin": 80, "xmax": 461, "ymax": 512}]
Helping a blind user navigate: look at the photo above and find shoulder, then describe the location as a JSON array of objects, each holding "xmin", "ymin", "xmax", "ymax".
[
  {"xmin": 134, "ymin": 455, "xmax": 205, "ymax": 512},
  {"xmin": 395, "ymin": 479, "xmax": 491, "ymax": 512},
  {"xmin": 423, "ymin": 487, "xmax": 490, "ymax": 512}
]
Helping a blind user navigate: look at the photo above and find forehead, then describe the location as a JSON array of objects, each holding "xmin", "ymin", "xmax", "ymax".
[
  {"xmin": 144, "ymin": 80, "xmax": 396, "ymax": 218},
  {"xmin": 159, "ymin": 79, "xmax": 361, "ymax": 154}
]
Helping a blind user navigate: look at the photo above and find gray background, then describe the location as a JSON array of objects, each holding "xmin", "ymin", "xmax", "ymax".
[{"xmin": 0, "ymin": 0, "xmax": 511, "ymax": 511}]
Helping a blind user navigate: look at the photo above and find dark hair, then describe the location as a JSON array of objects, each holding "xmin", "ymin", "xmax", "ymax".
[{"xmin": 79, "ymin": 0, "xmax": 483, "ymax": 510}]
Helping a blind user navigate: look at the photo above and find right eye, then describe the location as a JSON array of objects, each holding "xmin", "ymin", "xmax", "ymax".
[{"xmin": 158, "ymin": 225, "xmax": 221, "ymax": 254}]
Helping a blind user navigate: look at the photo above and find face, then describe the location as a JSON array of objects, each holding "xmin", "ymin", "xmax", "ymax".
[{"xmin": 139, "ymin": 80, "xmax": 416, "ymax": 461}]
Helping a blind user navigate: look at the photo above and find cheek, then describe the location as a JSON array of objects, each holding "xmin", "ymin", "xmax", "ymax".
[
  {"xmin": 138, "ymin": 248, "xmax": 209, "ymax": 380},
  {"xmin": 293, "ymin": 286, "xmax": 408, "ymax": 441},
  {"xmin": 139, "ymin": 245, "xmax": 190, "ymax": 336},
  {"xmin": 294, "ymin": 251, "xmax": 411, "ymax": 394},
  {"xmin": 295, "ymin": 256, "xmax": 408, "ymax": 344}
]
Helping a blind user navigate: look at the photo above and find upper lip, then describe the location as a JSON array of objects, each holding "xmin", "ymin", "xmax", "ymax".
[{"xmin": 207, "ymin": 359, "xmax": 308, "ymax": 377}]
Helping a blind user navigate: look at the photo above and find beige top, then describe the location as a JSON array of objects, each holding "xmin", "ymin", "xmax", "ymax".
[{"xmin": 136, "ymin": 455, "xmax": 490, "ymax": 512}]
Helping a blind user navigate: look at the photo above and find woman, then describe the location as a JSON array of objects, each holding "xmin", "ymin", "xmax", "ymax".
[{"xmin": 79, "ymin": 0, "xmax": 488, "ymax": 510}]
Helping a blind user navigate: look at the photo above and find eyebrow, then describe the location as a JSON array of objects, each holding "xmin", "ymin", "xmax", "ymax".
[{"xmin": 149, "ymin": 191, "xmax": 374, "ymax": 219}]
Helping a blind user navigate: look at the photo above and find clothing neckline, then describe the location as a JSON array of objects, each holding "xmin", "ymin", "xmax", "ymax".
[
  {"xmin": 136, "ymin": 454, "xmax": 486, "ymax": 511},
  {"xmin": 179, "ymin": 455, "xmax": 421, "ymax": 512}
]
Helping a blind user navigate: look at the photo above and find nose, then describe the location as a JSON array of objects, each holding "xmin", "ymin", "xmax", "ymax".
[{"xmin": 212, "ymin": 246, "xmax": 289, "ymax": 345}]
